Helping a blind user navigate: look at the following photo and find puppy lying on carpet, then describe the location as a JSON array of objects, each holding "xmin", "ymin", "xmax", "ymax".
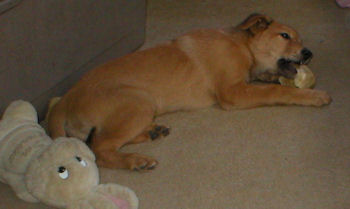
[{"xmin": 48, "ymin": 14, "xmax": 331, "ymax": 171}]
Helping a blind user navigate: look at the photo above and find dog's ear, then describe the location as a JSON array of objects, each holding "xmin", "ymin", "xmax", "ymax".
[{"xmin": 238, "ymin": 13, "xmax": 273, "ymax": 35}]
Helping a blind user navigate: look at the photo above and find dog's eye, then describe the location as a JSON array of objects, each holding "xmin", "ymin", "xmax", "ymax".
[
  {"xmin": 76, "ymin": 156, "xmax": 87, "ymax": 167},
  {"xmin": 280, "ymin": 33, "xmax": 290, "ymax": 40},
  {"xmin": 57, "ymin": 166, "xmax": 69, "ymax": 179}
]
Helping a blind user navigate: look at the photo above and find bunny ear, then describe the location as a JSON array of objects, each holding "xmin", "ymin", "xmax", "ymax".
[
  {"xmin": 67, "ymin": 200, "xmax": 95, "ymax": 209},
  {"xmin": 68, "ymin": 184, "xmax": 138, "ymax": 209},
  {"xmin": 95, "ymin": 184, "xmax": 139, "ymax": 209},
  {"xmin": 1, "ymin": 100, "xmax": 37, "ymax": 122}
]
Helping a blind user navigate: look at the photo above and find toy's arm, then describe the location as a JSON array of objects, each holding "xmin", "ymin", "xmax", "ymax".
[{"xmin": 1, "ymin": 100, "xmax": 38, "ymax": 122}]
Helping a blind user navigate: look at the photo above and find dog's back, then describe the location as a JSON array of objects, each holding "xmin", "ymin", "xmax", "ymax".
[{"xmin": 48, "ymin": 29, "xmax": 250, "ymax": 139}]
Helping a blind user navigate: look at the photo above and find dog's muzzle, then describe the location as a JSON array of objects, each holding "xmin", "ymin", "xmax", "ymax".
[{"xmin": 277, "ymin": 48, "xmax": 313, "ymax": 78}]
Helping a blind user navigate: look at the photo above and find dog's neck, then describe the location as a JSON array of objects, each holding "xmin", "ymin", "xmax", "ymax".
[
  {"xmin": 222, "ymin": 26, "xmax": 280, "ymax": 83},
  {"xmin": 247, "ymin": 38, "xmax": 280, "ymax": 82},
  {"xmin": 249, "ymin": 61, "xmax": 279, "ymax": 82}
]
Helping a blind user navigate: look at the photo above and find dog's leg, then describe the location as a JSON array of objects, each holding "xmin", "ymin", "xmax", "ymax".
[
  {"xmin": 217, "ymin": 82, "xmax": 332, "ymax": 109},
  {"xmin": 91, "ymin": 101, "xmax": 159, "ymax": 171}
]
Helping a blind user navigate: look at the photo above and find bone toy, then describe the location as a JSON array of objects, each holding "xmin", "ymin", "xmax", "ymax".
[
  {"xmin": 0, "ymin": 100, "xmax": 138, "ymax": 209},
  {"xmin": 279, "ymin": 65, "xmax": 316, "ymax": 89}
]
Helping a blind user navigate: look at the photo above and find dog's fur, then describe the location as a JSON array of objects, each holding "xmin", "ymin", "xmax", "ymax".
[{"xmin": 48, "ymin": 14, "xmax": 331, "ymax": 171}]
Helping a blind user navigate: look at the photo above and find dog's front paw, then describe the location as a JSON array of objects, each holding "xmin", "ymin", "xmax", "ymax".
[{"xmin": 305, "ymin": 90, "xmax": 332, "ymax": 106}]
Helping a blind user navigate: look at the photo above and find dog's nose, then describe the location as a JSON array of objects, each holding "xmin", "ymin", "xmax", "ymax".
[{"xmin": 301, "ymin": 48, "xmax": 313, "ymax": 61}]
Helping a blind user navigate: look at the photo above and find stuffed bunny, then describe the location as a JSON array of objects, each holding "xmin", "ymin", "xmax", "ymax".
[{"xmin": 0, "ymin": 100, "xmax": 138, "ymax": 209}]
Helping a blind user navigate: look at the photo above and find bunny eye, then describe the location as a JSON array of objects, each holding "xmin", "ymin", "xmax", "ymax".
[
  {"xmin": 58, "ymin": 166, "xmax": 69, "ymax": 179},
  {"xmin": 76, "ymin": 156, "xmax": 87, "ymax": 167}
]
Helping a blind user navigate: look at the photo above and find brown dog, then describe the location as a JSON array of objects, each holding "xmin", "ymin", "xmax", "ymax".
[{"xmin": 48, "ymin": 14, "xmax": 331, "ymax": 171}]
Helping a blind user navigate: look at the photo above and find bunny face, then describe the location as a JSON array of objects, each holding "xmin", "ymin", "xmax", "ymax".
[{"xmin": 25, "ymin": 138, "xmax": 99, "ymax": 208}]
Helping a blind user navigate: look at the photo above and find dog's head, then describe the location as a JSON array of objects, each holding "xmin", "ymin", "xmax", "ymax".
[{"xmin": 238, "ymin": 13, "xmax": 313, "ymax": 80}]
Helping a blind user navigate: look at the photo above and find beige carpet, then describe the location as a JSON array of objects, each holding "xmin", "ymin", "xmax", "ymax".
[{"xmin": 1, "ymin": 0, "xmax": 350, "ymax": 209}]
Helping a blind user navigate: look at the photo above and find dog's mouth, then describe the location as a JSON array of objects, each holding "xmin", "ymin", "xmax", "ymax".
[
  {"xmin": 277, "ymin": 58, "xmax": 308, "ymax": 79},
  {"xmin": 277, "ymin": 54, "xmax": 312, "ymax": 79},
  {"xmin": 293, "ymin": 57, "xmax": 312, "ymax": 65}
]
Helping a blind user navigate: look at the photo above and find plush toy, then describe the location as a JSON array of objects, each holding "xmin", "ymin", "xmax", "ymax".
[
  {"xmin": 0, "ymin": 100, "xmax": 139, "ymax": 209},
  {"xmin": 278, "ymin": 65, "xmax": 316, "ymax": 89},
  {"xmin": 336, "ymin": 0, "xmax": 350, "ymax": 8}
]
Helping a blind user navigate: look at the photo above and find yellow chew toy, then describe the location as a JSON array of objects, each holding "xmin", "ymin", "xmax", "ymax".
[{"xmin": 279, "ymin": 65, "xmax": 316, "ymax": 89}]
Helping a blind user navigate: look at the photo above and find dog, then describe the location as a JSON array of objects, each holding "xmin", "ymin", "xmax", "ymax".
[{"xmin": 48, "ymin": 14, "xmax": 331, "ymax": 171}]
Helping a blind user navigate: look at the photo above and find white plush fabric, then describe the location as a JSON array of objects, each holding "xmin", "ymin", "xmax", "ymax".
[{"xmin": 0, "ymin": 100, "xmax": 138, "ymax": 209}]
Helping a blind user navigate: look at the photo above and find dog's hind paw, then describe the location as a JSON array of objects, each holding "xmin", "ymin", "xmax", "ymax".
[
  {"xmin": 125, "ymin": 154, "xmax": 158, "ymax": 171},
  {"xmin": 148, "ymin": 125, "xmax": 170, "ymax": 140}
]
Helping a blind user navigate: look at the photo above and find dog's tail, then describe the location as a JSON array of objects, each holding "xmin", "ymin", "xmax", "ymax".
[
  {"xmin": 85, "ymin": 127, "xmax": 96, "ymax": 147},
  {"xmin": 45, "ymin": 97, "xmax": 61, "ymax": 123},
  {"xmin": 47, "ymin": 97, "xmax": 67, "ymax": 138}
]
